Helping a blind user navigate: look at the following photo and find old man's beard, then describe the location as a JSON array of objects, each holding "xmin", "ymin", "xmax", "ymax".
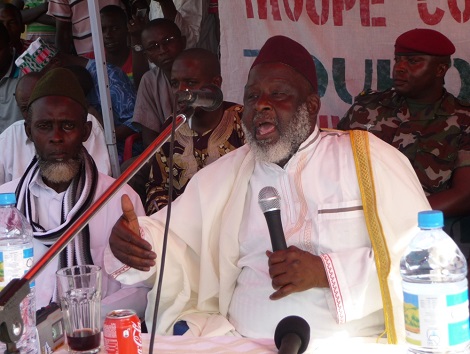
[
  {"xmin": 242, "ymin": 103, "xmax": 312, "ymax": 164},
  {"xmin": 37, "ymin": 150, "xmax": 83, "ymax": 184}
]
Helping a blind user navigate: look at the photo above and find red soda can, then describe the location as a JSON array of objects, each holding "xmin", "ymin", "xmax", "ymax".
[{"xmin": 103, "ymin": 309, "xmax": 143, "ymax": 354}]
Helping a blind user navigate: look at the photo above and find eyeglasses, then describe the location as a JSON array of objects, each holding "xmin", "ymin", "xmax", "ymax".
[{"xmin": 144, "ymin": 36, "xmax": 179, "ymax": 52}]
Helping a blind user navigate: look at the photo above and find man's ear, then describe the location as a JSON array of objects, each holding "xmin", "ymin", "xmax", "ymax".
[
  {"xmin": 82, "ymin": 120, "xmax": 92, "ymax": 142},
  {"xmin": 436, "ymin": 62, "xmax": 449, "ymax": 78},
  {"xmin": 212, "ymin": 75, "xmax": 222, "ymax": 87},
  {"xmin": 306, "ymin": 93, "xmax": 321, "ymax": 117}
]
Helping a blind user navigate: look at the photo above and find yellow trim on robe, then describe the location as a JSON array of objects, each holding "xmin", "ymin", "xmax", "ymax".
[{"xmin": 350, "ymin": 130, "xmax": 397, "ymax": 344}]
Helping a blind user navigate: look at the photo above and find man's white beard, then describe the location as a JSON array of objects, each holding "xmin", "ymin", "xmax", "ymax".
[
  {"xmin": 242, "ymin": 103, "xmax": 312, "ymax": 164},
  {"xmin": 38, "ymin": 151, "xmax": 83, "ymax": 184}
]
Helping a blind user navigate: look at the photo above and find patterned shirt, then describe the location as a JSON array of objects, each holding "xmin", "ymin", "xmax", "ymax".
[
  {"xmin": 337, "ymin": 88, "xmax": 470, "ymax": 195},
  {"xmin": 145, "ymin": 104, "xmax": 245, "ymax": 214},
  {"xmin": 86, "ymin": 60, "xmax": 138, "ymax": 157}
]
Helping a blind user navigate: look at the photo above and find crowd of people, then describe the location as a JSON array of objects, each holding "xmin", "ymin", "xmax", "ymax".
[{"xmin": 0, "ymin": 0, "xmax": 468, "ymax": 349}]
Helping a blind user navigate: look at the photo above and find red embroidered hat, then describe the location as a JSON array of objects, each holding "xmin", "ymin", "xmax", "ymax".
[
  {"xmin": 394, "ymin": 28, "xmax": 455, "ymax": 56},
  {"xmin": 250, "ymin": 35, "xmax": 318, "ymax": 93}
]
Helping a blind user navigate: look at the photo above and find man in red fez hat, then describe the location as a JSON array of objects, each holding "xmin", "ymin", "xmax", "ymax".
[
  {"xmin": 338, "ymin": 29, "xmax": 470, "ymax": 233},
  {"xmin": 106, "ymin": 35, "xmax": 429, "ymax": 345}
]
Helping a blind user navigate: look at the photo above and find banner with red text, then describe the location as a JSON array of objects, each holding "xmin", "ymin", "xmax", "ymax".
[{"xmin": 219, "ymin": 1, "xmax": 470, "ymax": 128}]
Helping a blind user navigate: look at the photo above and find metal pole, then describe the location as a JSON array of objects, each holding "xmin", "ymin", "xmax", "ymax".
[{"xmin": 88, "ymin": 0, "xmax": 121, "ymax": 177}]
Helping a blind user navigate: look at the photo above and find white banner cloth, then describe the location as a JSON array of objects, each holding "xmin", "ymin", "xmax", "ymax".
[{"xmin": 220, "ymin": 1, "xmax": 470, "ymax": 128}]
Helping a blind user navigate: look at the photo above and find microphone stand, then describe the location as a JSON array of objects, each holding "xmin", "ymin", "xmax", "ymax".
[{"xmin": 0, "ymin": 114, "xmax": 187, "ymax": 352}]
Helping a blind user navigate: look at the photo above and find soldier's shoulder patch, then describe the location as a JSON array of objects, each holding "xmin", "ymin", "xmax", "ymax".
[{"xmin": 356, "ymin": 89, "xmax": 376, "ymax": 98}]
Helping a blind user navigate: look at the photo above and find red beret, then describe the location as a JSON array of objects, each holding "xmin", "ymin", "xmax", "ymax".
[
  {"xmin": 250, "ymin": 35, "xmax": 318, "ymax": 94},
  {"xmin": 395, "ymin": 29, "xmax": 455, "ymax": 56}
]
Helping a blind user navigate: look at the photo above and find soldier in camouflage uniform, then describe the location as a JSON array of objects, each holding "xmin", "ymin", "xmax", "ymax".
[{"xmin": 338, "ymin": 28, "xmax": 470, "ymax": 220}]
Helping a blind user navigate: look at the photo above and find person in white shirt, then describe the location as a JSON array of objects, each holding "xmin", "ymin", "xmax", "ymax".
[
  {"xmin": 0, "ymin": 72, "xmax": 111, "ymax": 185},
  {"xmin": 104, "ymin": 36, "xmax": 431, "ymax": 344},
  {"xmin": 0, "ymin": 67, "xmax": 147, "ymax": 323}
]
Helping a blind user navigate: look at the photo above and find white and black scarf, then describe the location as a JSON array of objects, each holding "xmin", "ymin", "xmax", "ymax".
[{"xmin": 15, "ymin": 147, "xmax": 98, "ymax": 270}]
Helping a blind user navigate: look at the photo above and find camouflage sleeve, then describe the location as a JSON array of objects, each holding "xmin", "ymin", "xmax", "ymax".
[
  {"xmin": 456, "ymin": 102, "xmax": 470, "ymax": 168},
  {"xmin": 337, "ymin": 90, "xmax": 378, "ymax": 131},
  {"xmin": 337, "ymin": 104, "xmax": 356, "ymax": 130},
  {"xmin": 457, "ymin": 151, "xmax": 470, "ymax": 168},
  {"xmin": 457, "ymin": 126, "xmax": 470, "ymax": 168}
]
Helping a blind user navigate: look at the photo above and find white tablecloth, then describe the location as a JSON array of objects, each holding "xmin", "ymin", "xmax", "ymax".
[{"xmin": 53, "ymin": 334, "xmax": 409, "ymax": 353}]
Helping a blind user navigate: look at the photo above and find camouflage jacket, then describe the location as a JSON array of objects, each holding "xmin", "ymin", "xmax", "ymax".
[{"xmin": 337, "ymin": 88, "xmax": 470, "ymax": 195}]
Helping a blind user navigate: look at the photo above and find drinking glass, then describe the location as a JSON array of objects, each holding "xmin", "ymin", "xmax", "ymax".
[{"xmin": 56, "ymin": 265, "xmax": 102, "ymax": 354}]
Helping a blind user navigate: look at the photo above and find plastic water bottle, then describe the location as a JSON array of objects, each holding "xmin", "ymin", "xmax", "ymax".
[
  {"xmin": 400, "ymin": 210, "xmax": 470, "ymax": 353},
  {"xmin": 0, "ymin": 193, "xmax": 39, "ymax": 354}
]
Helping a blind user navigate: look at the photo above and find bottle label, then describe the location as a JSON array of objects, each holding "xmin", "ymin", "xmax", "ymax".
[
  {"xmin": 402, "ymin": 280, "xmax": 470, "ymax": 350},
  {"xmin": 0, "ymin": 247, "xmax": 34, "ymax": 291}
]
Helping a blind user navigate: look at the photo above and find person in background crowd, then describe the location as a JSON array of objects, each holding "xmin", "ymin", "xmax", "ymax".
[
  {"xmin": 145, "ymin": 48, "xmax": 244, "ymax": 214},
  {"xmin": 0, "ymin": 67, "xmax": 147, "ymax": 323},
  {"xmin": 149, "ymin": 0, "xmax": 218, "ymax": 55},
  {"xmin": 47, "ymin": 0, "xmax": 123, "ymax": 57},
  {"xmin": 337, "ymin": 28, "xmax": 470, "ymax": 237},
  {"xmin": 105, "ymin": 36, "xmax": 430, "ymax": 344},
  {"xmin": 132, "ymin": 18, "xmax": 185, "ymax": 147},
  {"xmin": 0, "ymin": 22, "xmax": 22, "ymax": 133},
  {"xmin": 8, "ymin": 0, "xmax": 56, "ymax": 44},
  {"xmin": 0, "ymin": 3, "xmax": 32, "ymax": 53},
  {"xmin": 100, "ymin": 4, "xmax": 149, "ymax": 88},
  {"xmin": 120, "ymin": 18, "xmax": 184, "ymax": 203},
  {"xmin": 80, "ymin": 52, "xmax": 139, "ymax": 158}
]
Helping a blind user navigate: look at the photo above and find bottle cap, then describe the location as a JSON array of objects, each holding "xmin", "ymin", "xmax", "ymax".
[
  {"xmin": 418, "ymin": 210, "xmax": 444, "ymax": 228},
  {"xmin": 0, "ymin": 193, "xmax": 16, "ymax": 206}
]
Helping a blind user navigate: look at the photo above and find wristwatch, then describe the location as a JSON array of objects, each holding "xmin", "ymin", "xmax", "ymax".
[{"xmin": 132, "ymin": 44, "xmax": 144, "ymax": 52}]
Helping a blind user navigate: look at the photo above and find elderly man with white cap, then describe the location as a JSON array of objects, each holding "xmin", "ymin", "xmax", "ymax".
[{"xmin": 105, "ymin": 35, "xmax": 430, "ymax": 344}]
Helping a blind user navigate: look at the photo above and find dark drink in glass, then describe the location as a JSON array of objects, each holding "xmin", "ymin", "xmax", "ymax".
[{"xmin": 67, "ymin": 328, "xmax": 100, "ymax": 353}]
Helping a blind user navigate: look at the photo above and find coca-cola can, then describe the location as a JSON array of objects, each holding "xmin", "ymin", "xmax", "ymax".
[{"xmin": 103, "ymin": 309, "xmax": 143, "ymax": 354}]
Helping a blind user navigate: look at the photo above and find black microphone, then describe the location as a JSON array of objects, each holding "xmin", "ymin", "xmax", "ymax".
[
  {"xmin": 258, "ymin": 186, "xmax": 287, "ymax": 251},
  {"xmin": 176, "ymin": 84, "xmax": 223, "ymax": 111},
  {"xmin": 274, "ymin": 316, "xmax": 311, "ymax": 354}
]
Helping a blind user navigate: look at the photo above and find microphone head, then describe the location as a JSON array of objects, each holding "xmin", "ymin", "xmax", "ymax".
[
  {"xmin": 274, "ymin": 316, "xmax": 310, "ymax": 353},
  {"xmin": 175, "ymin": 84, "xmax": 223, "ymax": 112},
  {"xmin": 200, "ymin": 84, "xmax": 223, "ymax": 111},
  {"xmin": 258, "ymin": 186, "xmax": 281, "ymax": 213}
]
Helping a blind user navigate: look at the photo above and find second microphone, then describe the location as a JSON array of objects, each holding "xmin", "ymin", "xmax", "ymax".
[{"xmin": 258, "ymin": 186, "xmax": 288, "ymax": 251}]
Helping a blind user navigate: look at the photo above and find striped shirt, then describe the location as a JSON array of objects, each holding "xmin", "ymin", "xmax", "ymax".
[{"xmin": 47, "ymin": 0, "xmax": 122, "ymax": 55}]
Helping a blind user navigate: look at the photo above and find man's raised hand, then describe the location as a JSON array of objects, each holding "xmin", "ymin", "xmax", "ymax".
[{"xmin": 109, "ymin": 194, "xmax": 157, "ymax": 271}]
